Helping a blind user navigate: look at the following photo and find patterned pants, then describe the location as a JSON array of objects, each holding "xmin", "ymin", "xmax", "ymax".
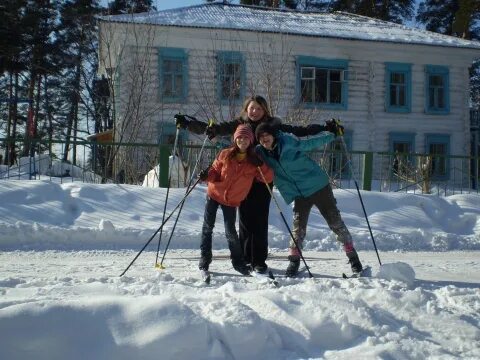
[{"xmin": 290, "ymin": 184, "xmax": 352, "ymax": 256}]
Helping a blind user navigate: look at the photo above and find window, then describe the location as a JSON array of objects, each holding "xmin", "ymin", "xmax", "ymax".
[
  {"xmin": 389, "ymin": 132, "xmax": 415, "ymax": 176},
  {"xmin": 296, "ymin": 56, "xmax": 348, "ymax": 109},
  {"xmin": 159, "ymin": 48, "xmax": 188, "ymax": 102},
  {"xmin": 425, "ymin": 134, "xmax": 450, "ymax": 180},
  {"xmin": 425, "ymin": 65, "xmax": 449, "ymax": 114},
  {"xmin": 385, "ymin": 63, "xmax": 412, "ymax": 113},
  {"xmin": 217, "ymin": 51, "xmax": 245, "ymax": 103}
]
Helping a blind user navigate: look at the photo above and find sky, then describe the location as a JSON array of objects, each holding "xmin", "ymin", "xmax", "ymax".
[{"xmin": 0, "ymin": 156, "xmax": 479, "ymax": 359}]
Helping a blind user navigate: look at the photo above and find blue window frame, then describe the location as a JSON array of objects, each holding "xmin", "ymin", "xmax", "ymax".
[
  {"xmin": 296, "ymin": 56, "xmax": 349, "ymax": 110},
  {"xmin": 158, "ymin": 48, "xmax": 188, "ymax": 102},
  {"xmin": 425, "ymin": 65, "xmax": 449, "ymax": 114},
  {"xmin": 385, "ymin": 63, "xmax": 412, "ymax": 113},
  {"xmin": 389, "ymin": 132, "xmax": 415, "ymax": 175},
  {"xmin": 425, "ymin": 134, "xmax": 450, "ymax": 180},
  {"xmin": 217, "ymin": 51, "xmax": 245, "ymax": 103}
]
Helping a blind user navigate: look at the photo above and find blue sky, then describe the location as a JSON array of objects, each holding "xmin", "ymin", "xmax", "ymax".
[{"xmin": 156, "ymin": 0, "xmax": 205, "ymax": 11}]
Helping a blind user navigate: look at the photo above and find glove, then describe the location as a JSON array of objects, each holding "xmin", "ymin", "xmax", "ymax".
[
  {"xmin": 198, "ymin": 167, "xmax": 210, "ymax": 181},
  {"xmin": 325, "ymin": 118, "xmax": 345, "ymax": 137},
  {"xmin": 174, "ymin": 114, "xmax": 189, "ymax": 129},
  {"xmin": 205, "ymin": 119, "xmax": 216, "ymax": 140}
]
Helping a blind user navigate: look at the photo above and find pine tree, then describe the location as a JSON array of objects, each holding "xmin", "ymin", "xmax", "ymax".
[
  {"xmin": 107, "ymin": 0, "xmax": 156, "ymax": 14},
  {"xmin": 21, "ymin": 0, "xmax": 59, "ymax": 156},
  {"xmin": 57, "ymin": 0, "xmax": 101, "ymax": 164},
  {"xmin": 330, "ymin": 0, "xmax": 416, "ymax": 23},
  {"xmin": 1, "ymin": 0, "xmax": 29, "ymax": 164}
]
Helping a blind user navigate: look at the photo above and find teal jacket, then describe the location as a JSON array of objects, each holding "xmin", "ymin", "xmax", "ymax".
[{"xmin": 256, "ymin": 131, "xmax": 335, "ymax": 204}]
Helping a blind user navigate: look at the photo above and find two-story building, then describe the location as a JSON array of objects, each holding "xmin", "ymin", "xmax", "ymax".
[{"xmin": 97, "ymin": 2, "xmax": 480, "ymax": 184}]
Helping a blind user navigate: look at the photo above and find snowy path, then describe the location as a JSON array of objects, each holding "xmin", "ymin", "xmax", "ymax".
[{"xmin": 1, "ymin": 250, "xmax": 479, "ymax": 359}]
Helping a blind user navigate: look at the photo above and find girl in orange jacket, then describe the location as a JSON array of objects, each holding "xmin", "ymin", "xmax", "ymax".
[{"xmin": 198, "ymin": 124, "xmax": 273, "ymax": 275}]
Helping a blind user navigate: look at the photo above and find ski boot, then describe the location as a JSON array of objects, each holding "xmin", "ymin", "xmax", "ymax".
[{"xmin": 285, "ymin": 255, "xmax": 300, "ymax": 277}]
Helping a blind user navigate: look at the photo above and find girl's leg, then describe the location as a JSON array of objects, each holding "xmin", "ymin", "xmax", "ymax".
[
  {"xmin": 199, "ymin": 196, "xmax": 219, "ymax": 270},
  {"xmin": 291, "ymin": 197, "xmax": 312, "ymax": 258},
  {"xmin": 239, "ymin": 182, "xmax": 271, "ymax": 270},
  {"xmin": 313, "ymin": 185, "xmax": 363, "ymax": 273},
  {"xmin": 221, "ymin": 204, "xmax": 249, "ymax": 275},
  {"xmin": 286, "ymin": 197, "xmax": 312, "ymax": 277}
]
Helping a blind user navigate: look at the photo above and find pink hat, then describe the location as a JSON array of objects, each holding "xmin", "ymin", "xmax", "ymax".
[{"xmin": 233, "ymin": 124, "xmax": 254, "ymax": 145}]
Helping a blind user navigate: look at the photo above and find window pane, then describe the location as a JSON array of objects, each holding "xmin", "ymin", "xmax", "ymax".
[
  {"xmin": 430, "ymin": 143, "xmax": 446, "ymax": 175},
  {"xmin": 301, "ymin": 67, "xmax": 314, "ymax": 79},
  {"xmin": 301, "ymin": 79, "xmax": 314, "ymax": 103},
  {"xmin": 398, "ymin": 86, "xmax": 405, "ymax": 106},
  {"xmin": 162, "ymin": 59, "xmax": 183, "ymax": 98},
  {"xmin": 330, "ymin": 82, "xmax": 342, "ymax": 103},
  {"xmin": 437, "ymin": 88, "xmax": 444, "ymax": 108},
  {"xmin": 163, "ymin": 75, "xmax": 173, "ymax": 96},
  {"xmin": 315, "ymin": 69, "xmax": 327, "ymax": 102},
  {"xmin": 330, "ymin": 70, "xmax": 341, "ymax": 82},
  {"xmin": 221, "ymin": 62, "xmax": 242, "ymax": 99},
  {"xmin": 430, "ymin": 75, "xmax": 443, "ymax": 86},
  {"xmin": 428, "ymin": 87, "xmax": 435, "ymax": 108},
  {"xmin": 391, "ymin": 72, "xmax": 405, "ymax": 84},
  {"xmin": 390, "ymin": 85, "xmax": 397, "ymax": 106}
]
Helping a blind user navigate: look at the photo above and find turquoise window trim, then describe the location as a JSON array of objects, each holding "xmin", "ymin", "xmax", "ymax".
[
  {"xmin": 216, "ymin": 51, "xmax": 245, "ymax": 105},
  {"xmin": 425, "ymin": 65, "xmax": 450, "ymax": 115},
  {"xmin": 385, "ymin": 62, "xmax": 412, "ymax": 113},
  {"xmin": 389, "ymin": 132, "xmax": 416, "ymax": 173},
  {"xmin": 389, "ymin": 132, "xmax": 415, "ymax": 153},
  {"xmin": 158, "ymin": 47, "xmax": 188, "ymax": 103},
  {"xmin": 425, "ymin": 133, "xmax": 450, "ymax": 180},
  {"xmin": 296, "ymin": 56, "xmax": 349, "ymax": 110}
]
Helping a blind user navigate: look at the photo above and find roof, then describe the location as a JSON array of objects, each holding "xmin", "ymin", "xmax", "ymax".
[{"xmin": 98, "ymin": 2, "xmax": 480, "ymax": 50}]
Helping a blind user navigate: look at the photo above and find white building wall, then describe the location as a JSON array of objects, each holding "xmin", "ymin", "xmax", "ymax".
[{"xmin": 98, "ymin": 22, "xmax": 479, "ymax": 157}]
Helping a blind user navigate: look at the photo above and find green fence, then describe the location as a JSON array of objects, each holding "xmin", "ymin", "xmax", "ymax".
[{"xmin": 1, "ymin": 137, "xmax": 478, "ymax": 195}]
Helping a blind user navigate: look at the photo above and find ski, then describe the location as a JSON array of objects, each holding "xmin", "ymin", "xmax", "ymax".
[
  {"xmin": 200, "ymin": 269, "xmax": 211, "ymax": 284},
  {"xmin": 342, "ymin": 265, "xmax": 372, "ymax": 279},
  {"xmin": 251, "ymin": 269, "xmax": 279, "ymax": 287}
]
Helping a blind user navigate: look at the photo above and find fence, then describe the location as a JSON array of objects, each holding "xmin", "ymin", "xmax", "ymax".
[{"xmin": 0, "ymin": 137, "xmax": 479, "ymax": 195}]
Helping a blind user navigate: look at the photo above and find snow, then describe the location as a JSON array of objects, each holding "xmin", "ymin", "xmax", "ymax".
[
  {"xmin": 98, "ymin": 3, "xmax": 480, "ymax": 50},
  {"xmin": 0, "ymin": 179, "xmax": 479, "ymax": 359}
]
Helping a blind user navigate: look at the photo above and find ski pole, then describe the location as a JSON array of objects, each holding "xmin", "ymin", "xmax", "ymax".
[
  {"xmin": 120, "ymin": 177, "xmax": 202, "ymax": 277},
  {"xmin": 157, "ymin": 127, "xmax": 213, "ymax": 268},
  {"xmin": 155, "ymin": 126, "xmax": 181, "ymax": 267},
  {"xmin": 338, "ymin": 135, "xmax": 382, "ymax": 266},
  {"xmin": 257, "ymin": 167, "xmax": 314, "ymax": 278}
]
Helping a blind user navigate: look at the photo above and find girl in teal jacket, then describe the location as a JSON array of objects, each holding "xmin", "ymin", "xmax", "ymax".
[{"xmin": 255, "ymin": 122, "xmax": 363, "ymax": 277}]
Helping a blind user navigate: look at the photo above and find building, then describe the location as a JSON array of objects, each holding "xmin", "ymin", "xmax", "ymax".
[{"xmin": 97, "ymin": 2, "xmax": 480, "ymax": 183}]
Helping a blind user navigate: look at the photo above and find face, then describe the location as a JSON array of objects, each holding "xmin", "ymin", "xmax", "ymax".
[
  {"xmin": 246, "ymin": 101, "xmax": 265, "ymax": 122},
  {"xmin": 235, "ymin": 135, "xmax": 251, "ymax": 152},
  {"xmin": 258, "ymin": 132, "xmax": 274, "ymax": 150}
]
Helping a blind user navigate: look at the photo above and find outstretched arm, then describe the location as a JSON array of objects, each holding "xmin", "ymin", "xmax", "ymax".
[{"xmin": 279, "ymin": 122, "xmax": 327, "ymax": 137}]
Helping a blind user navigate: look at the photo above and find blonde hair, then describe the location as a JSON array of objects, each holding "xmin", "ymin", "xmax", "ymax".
[{"xmin": 239, "ymin": 95, "xmax": 272, "ymax": 119}]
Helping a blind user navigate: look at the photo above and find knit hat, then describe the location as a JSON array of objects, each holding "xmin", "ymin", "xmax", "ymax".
[
  {"xmin": 255, "ymin": 122, "xmax": 277, "ymax": 141},
  {"xmin": 233, "ymin": 124, "xmax": 254, "ymax": 144}
]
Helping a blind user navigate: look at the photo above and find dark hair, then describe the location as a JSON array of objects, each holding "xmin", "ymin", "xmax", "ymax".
[
  {"xmin": 239, "ymin": 95, "xmax": 272, "ymax": 120},
  {"xmin": 255, "ymin": 122, "xmax": 277, "ymax": 140}
]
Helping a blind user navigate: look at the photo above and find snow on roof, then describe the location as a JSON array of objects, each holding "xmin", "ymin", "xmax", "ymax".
[{"xmin": 98, "ymin": 2, "xmax": 480, "ymax": 50}]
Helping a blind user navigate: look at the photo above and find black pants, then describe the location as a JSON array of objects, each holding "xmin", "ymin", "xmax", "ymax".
[
  {"xmin": 239, "ymin": 181, "xmax": 272, "ymax": 267},
  {"xmin": 200, "ymin": 196, "xmax": 244, "ymax": 267}
]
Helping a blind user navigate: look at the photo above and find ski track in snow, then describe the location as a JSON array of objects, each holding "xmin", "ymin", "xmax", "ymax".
[{"xmin": 1, "ymin": 249, "xmax": 479, "ymax": 359}]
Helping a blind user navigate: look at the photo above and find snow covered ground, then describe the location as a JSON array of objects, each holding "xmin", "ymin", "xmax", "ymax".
[{"xmin": 0, "ymin": 180, "xmax": 479, "ymax": 359}]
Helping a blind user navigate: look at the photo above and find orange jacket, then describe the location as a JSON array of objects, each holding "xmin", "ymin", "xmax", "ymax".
[{"xmin": 206, "ymin": 149, "xmax": 274, "ymax": 207}]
